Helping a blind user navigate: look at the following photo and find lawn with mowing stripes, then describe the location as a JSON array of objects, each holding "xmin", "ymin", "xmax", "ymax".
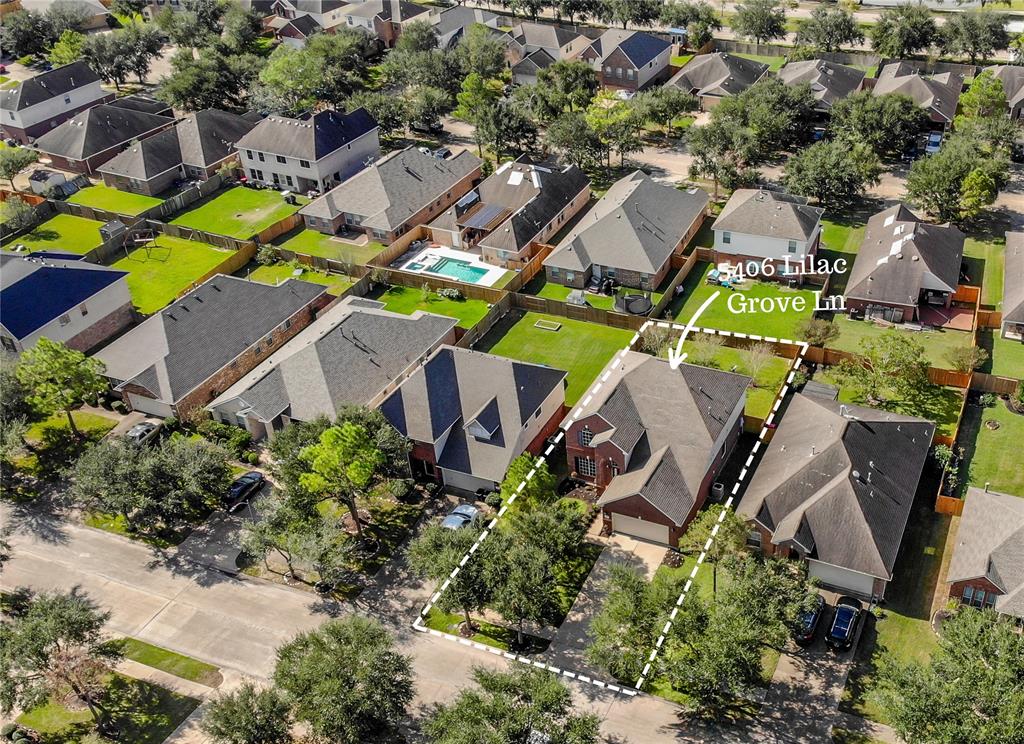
[
  {"xmin": 115, "ymin": 638, "xmax": 222, "ymax": 686},
  {"xmin": 370, "ymin": 284, "xmax": 492, "ymax": 329},
  {"xmin": 110, "ymin": 236, "xmax": 232, "ymax": 313},
  {"xmin": 67, "ymin": 184, "xmax": 163, "ymax": 217},
  {"xmin": 236, "ymin": 261, "xmax": 353, "ymax": 296},
  {"xmin": 2, "ymin": 214, "xmax": 106, "ymax": 254}
]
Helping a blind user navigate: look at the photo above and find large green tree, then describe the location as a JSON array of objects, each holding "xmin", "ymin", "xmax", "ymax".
[
  {"xmin": 834, "ymin": 330, "xmax": 933, "ymax": 405},
  {"xmin": 83, "ymin": 32, "xmax": 132, "ymax": 90},
  {"xmin": 537, "ymin": 60, "xmax": 600, "ymax": 113},
  {"xmin": 677, "ymin": 506, "xmax": 749, "ymax": 594},
  {"xmin": 0, "ymin": 10, "xmax": 53, "ymax": 57},
  {"xmin": 545, "ymin": 111, "xmax": 602, "ymax": 169},
  {"xmin": 633, "ymin": 86, "xmax": 698, "ymax": 142},
  {"xmin": 423, "ymin": 666, "xmax": 602, "ymax": 744},
  {"xmin": 906, "ymin": 132, "xmax": 1009, "ymax": 223},
  {"xmin": 713, "ymin": 77, "xmax": 817, "ymax": 162},
  {"xmin": 455, "ymin": 22, "xmax": 507, "ymax": 79},
  {"xmin": 273, "ymin": 617, "xmax": 413, "ymax": 744},
  {"xmin": 158, "ymin": 48, "xmax": 262, "ymax": 112},
  {"xmin": 783, "ymin": 139, "xmax": 882, "ymax": 207},
  {"xmin": 48, "ymin": 29, "xmax": 85, "ymax": 67},
  {"xmin": 598, "ymin": 0, "xmax": 661, "ymax": 29},
  {"xmin": 499, "ymin": 453, "xmax": 558, "ymax": 510},
  {"xmin": 830, "ymin": 91, "xmax": 928, "ymax": 159},
  {"xmin": 660, "ymin": 1, "xmax": 721, "ymax": 49},
  {"xmin": 687, "ymin": 117, "xmax": 758, "ymax": 199},
  {"xmin": 731, "ymin": 0, "xmax": 787, "ymax": 45},
  {"xmin": 957, "ymin": 71, "xmax": 1009, "ymax": 123},
  {"xmin": 201, "ymin": 682, "xmax": 291, "ymax": 744},
  {"xmin": 409, "ymin": 523, "xmax": 493, "ymax": 630},
  {"xmin": 870, "ymin": 5, "xmax": 938, "ymax": 59},
  {"xmin": 15, "ymin": 338, "xmax": 106, "ymax": 439},
  {"xmin": 941, "ymin": 10, "xmax": 1009, "ymax": 64},
  {"xmin": 487, "ymin": 539, "xmax": 559, "ymax": 648},
  {"xmin": 0, "ymin": 147, "xmax": 39, "ymax": 192},
  {"xmin": 795, "ymin": 5, "xmax": 864, "ymax": 53}
]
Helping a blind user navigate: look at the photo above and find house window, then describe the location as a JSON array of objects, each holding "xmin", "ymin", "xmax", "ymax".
[
  {"xmin": 246, "ymin": 150, "xmax": 253, "ymax": 159},
  {"xmin": 257, "ymin": 152, "xmax": 265, "ymax": 162},
  {"xmin": 534, "ymin": 407, "xmax": 541, "ymax": 419},
  {"xmin": 575, "ymin": 456, "xmax": 596, "ymax": 477},
  {"xmin": 610, "ymin": 461, "xmax": 620, "ymax": 476},
  {"xmin": 372, "ymin": 229, "xmax": 387, "ymax": 240},
  {"xmin": 746, "ymin": 530, "xmax": 762, "ymax": 548},
  {"xmin": 0, "ymin": 337, "xmax": 15, "ymax": 351},
  {"xmin": 265, "ymin": 334, "xmax": 273, "ymax": 346},
  {"xmin": 722, "ymin": 231, "xmax": 731, "ymax": 245},
  {"xmin": 626, "ymin": 69, "xmax": 634, "ymax": 80},
  {"xmin": 616, "ymin": 67, "xmax": 623, "ymax": 78},
  {"xmin": 276, "ymin": 155, "xmax": 286, "ymax": 164},
  {"xmin": 550, "ymin": 268, "xmax": 560, "ymax": 277},
  {"xmin": 251, "ymin": 169, "xmax": 264, "ymax": 181},
  {"xmin": 58, "ymin": 314, "xmax": 70, "ymax": 326},
  {"xmin": 254, "ymin": 345, "xmax": 262, "ymax": 355},
  {"xmin": 285, "ymin": 175, "xmax": 294, "ymax": 187},
  {"xmin": 284, "ymin": 319, "xmax": 292, "ymax": 329},
  {"xmin": 299, "ymin": 160, "xmax": 310, "ymax": 168},
  {"xmin": 787, "ymin": 240, "xmax": 797, "ymax": 254},
  {"xmin": 578, "ymin": 427, "xmax": 593, "ymax": 446}
]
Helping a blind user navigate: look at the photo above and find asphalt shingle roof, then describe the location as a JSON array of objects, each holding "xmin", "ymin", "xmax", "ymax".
[
  {"xmin": 873, "ymin": 63, "xmax": 963, "ymax": 123},
  {"xmin": 33, "ymin": 104, "xmax": 173, "ymax": 161},
  {"xmin": 98, "ymin": 128, "xmax": 183, "ymax": 181},
  {"xmin": 584, "ymin": 29, "xmax": 669, "ymax": 67},
  {"xmin": 845, "ymin": 204, "xmax": 964, "ymax": 308},
  {"xmin": 666, "ymin": 52, "xmax": 768, "ymax": 99},
  {"xmin": 988, "ymin": 66, "xmax": 1024, "ymax": 112},
  {"xmin": 737, "ymin": 394, "xmax": 934, "ymax": 580},
  {"xmin": 94, "ymin": 276, "xmax": 326, "ymax": 406},
  {"xmin": 1003, "ymin": 231, "xmax": 1024, "ymax": 325},
  {"xmin": 433, "ymin": 6, "xmax": 498, "ymax": 48},
  {"xmin": 712, "ymin": 189, "xmax": 823, "ymax": 243},
  {"xmin": 777, "ymin": 59, "xmax": 865, "ymax": 111},
  {"xmin": 234, "ymin": 108, "xmax": 378, "ymax": 161},
  {"xmin": 544, "ymin": 171, "xmax": 708, "ymax": 275},
  {"xmin": 176, "ymin": 109, "xmax": 261, "ymax": 170},
  {"xmin": 0, "ymin": 61, "xmax": 102, "ymax": 112}
]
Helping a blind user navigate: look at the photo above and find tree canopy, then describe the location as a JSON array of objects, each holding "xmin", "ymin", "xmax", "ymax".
[
  {"xmin": 731, "ymin": 0, "xmax": 787, "ymax": 45},
  {"xmin": 870, "ymin": 5, "xmax": 938, "ymax": 59},
  {"xmin": 15, "ymin": 338, "xmax": 106, "ymax": 438},
  {"xmin": 783, "ymin": 139, "xmax": 882, "ymax": 207},
  {"xmin": 795, "ymin": 5, "xmax": 864, "ymax": 53}
]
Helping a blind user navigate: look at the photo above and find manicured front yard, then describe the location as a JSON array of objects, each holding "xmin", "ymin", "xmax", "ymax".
[
  {"xmin": 114, "ymin": 638, "xmax": 222, "ymax": 687},
  {"xmin": 3, "ymin": 214, "xmax": 106, "ymax": 254},
  {"xmin": 478, "ymin": 310, "xmax": 634, "ymax": 404},
  {"xmin": 424, "ymin": 608, "xmax": 550, "ymax": 653},
  {"xmin": 84, "ymin": 510, "xmax": 202, "ymax": 549},
  {"xmin": 977, "ymin": 329, "xmax": 1024, "ymax": 380},
  {"xmin": 275, "ymin": 227, "xmax": 386, "ymax": 266},
  {"xmin": 829, "ymin": 315, "xmax": 974, "ymax": 370},
  {"xmin": 15, "ymin": 411, "xmax": 117, "ymax": 479},
  {"xmin": 235, "ymin": 261, "xmax": 353, "ymax": 296},
  {"xmin": 370, "ymin": 284, "xmax": 492, "ymax": 329},
  {"xmin": 170, "ymin": 186, "xmax": 307, "ymax": 239},
  {"xmin": 110, "ymin": 235, "xmax": 232, "ymax": 313},
  {"xmin": 17, "ymin": 674, "xmax": 200, "ymax": 744},
  {"xmin": 67, "ymin": 184, "xmax": 162, "ymax": 217},
  {"xmin": 670, "ymin": 263, "xmax": 818, "ymax": 341},
  {"xmin": 955, "ymin": 397, "xmax": 1024, "ymax": 498}
]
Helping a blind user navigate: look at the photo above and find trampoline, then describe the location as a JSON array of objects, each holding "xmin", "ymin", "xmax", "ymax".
[{"xmin": 614, "ymin": 290, "xmax": 653, "ymax": 315}]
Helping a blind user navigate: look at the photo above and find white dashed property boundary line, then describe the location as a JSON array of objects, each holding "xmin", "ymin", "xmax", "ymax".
[{"xmin": 410, "ymin": 319, "xmax": 808, "ymax": 698}]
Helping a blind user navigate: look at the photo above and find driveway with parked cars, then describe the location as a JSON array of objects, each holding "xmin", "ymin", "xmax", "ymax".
[{"xmin": 175, "ymin": 475, "xmax": 268, "ymax": 575}]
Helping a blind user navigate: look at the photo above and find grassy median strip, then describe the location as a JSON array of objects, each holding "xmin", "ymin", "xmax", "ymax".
[{"xmin": 113, "ymin": 638, "xmax": 222, "ymax": 687}]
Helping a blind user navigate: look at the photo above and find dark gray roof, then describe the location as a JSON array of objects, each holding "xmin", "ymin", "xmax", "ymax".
[
  {"xmin": 379, "ymin": 346, "xmax": 568, "ymax": 483},
  {"xmin": 545, "ymin": 171, "xmax": 708, "ymax": 275},
  {"xmin": 0, "ymin": 61, "xmax": 102, "ymax": 112},
  {"xmin": 286, "ymin": 13, "xmax": 322, "ymax": 36},
  {"xmin": 474, "ymin": 157, "xmax": 591, "ymax": 255},
  {"xmin": 874, "ymin": 63, "xmax": 962, "ymax": 123},
  {"xmin": 344, "ymin": 0, "xmax": 432, "ymax": 22},
  {"xmin": 300, "ymin": 147, "xmax": 481, "ymax": 230},
  {"xmin": 712, "ymin": 189, "xmax": 823, "ymax": 243},
  {"xmin": 988, "ymin": 65, "xmax": 1024, "ymax": 111},
  {"xmin": 737, "ymin": 394, "xmax": 934, "ymax": 580},
  {"xmin": 512, "ymin": 49, "xmax": 556, "ymax": 76},
  {"xmin": 207, "ymin": 296, "xmax": 457, "ymax": 422},
  {"xmin": 846, "ymin": 204, "xmax": 964, "ymax": 308},
  {"xmin": 1004, "ymin": 232, "xmax": 1024, "ymax": 325},
  {"xmin": 583, "ymin": 352, "xmax": 750, "ymax": 525},
  {"xmin": 176, "ymin": 109, "xmax": 260, "ymax": 169},
  {"xmin": 98, "ymin": 128, "xmax": 182, "ymax": 181},
  {"xmin": 94, "ymin": 275, "xmax": 326, "ymax": 406},
  {"xmin": 234, "ymin": 108, "xmax": 378, "ymax": 161},
  {"xmin": 433, "ymin": 6, "xmax": 499, "ymax": 48},
  {"xmin": 947, "ymin": 487, "xmax": 1024, "ymax": 619},
  {"xmin": 109, "ymin": 94, "xmax": 173, "ymax": 117},
  {"xmin": 777, "ymin": 59, "xmax": 865, "ymax": 112},
  {"xmin": 585, "ymin": 29, "xmax": 668, "ymax": 68},
  {"xmin": 33, "ymin": 105, "xmax": 173, "ymax": 161},
  {"xmin": 666, "ymin": 52, "xmax": 768, "ymax": 98},
  {"xmin": 510, "ymin": 21, "xmax": 583, "ymax": 53}
]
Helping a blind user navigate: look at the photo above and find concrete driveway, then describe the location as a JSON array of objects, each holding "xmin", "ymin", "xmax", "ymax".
[{"xmin": 175, "ymin": 487, "xmax": 268, "ymax": 576}]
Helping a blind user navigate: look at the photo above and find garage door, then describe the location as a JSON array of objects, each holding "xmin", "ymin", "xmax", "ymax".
[
  {"xmin": 127, "ymin": 393, "xmax": 173, "ymax": 418},
  {"xmin": 808, "ymin": 560, "xmax": 875, "ymax": 597},
  {"xmin": 611, "ymin": 513, "xmax": 670, "ymax": 545}
]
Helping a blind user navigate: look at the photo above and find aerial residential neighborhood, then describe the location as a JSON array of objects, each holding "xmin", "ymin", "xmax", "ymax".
[{"xmin": 0, "ymin": 1, "xmax": 1022, "ymax": 743}]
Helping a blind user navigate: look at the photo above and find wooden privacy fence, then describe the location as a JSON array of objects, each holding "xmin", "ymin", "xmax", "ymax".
[
  {"xmin": 510, "ymin": 292, "xmax": 646, "ymax": 331},
  {"xmin": 175, "ymin": 241, "xmax": 257, "ymax": 301},
  {"xmin": 457, "ymin": 294, "xmax": 514, "ymax": 349},
  {"xmin": 256, "ymin": 211, "xmax": 303, "ymax": 244},
  {"xmin": 135, "ymin": 175, "xmax": 224, "ymax": 223},
  {"xmin": 158, "ymin": 221, "xmax": 257, "ymax": 252},
  {"xmin": 971, "ymin": 372, "xmax": 1020, "ymax": 395},
  {"xmin": 804, "ymin": 344, "xmax": 973, "ymax": 389},
  {"xmin": 52, "ymin": 199, "xmax": 122, "ymax": 225},
  {"xmin": 976, "ymin": 310, "xmax": 1002, "ymax": 329},
  {"xmin": 0, "ymin": 198, "xmax": 55, "ymax": 243},
  {"xmin": 650, "ymin": 250, "xmax": 699, "ymax": 319}
]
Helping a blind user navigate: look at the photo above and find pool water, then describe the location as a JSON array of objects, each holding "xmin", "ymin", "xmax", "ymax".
[
  {"xmin": 427, "ymin": 257, "xmax": 489, "ymax": 284},
  {"xmin": 407, "ymin": 262, "xmax": 426, "ymax": 270}
]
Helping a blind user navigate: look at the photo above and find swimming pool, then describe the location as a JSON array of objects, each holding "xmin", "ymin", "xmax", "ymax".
[{"xmin": 427, "ymin": 257, "xmax": 489, "ymax": 284}]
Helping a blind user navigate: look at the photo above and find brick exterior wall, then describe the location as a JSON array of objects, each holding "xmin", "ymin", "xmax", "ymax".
[
  {"xmin": 948, "ymin": 577, "xmax": 1002, "ymax": 607},
  {"xmin": 844, "ymin": 298, "xmax": 915, "ymax": 323},
  {"xmin": 65, "ymin": 302, "xmax": 135, "ymax": 354},
  {"xmin": 0, "ymin": 92, "xmax": 116, "ymax": 145},
  {"xmin": 101, "ymin": 167, "xmax": 182, "ymax": 198}
]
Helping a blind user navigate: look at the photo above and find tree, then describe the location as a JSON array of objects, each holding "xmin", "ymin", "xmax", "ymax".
[
  {"xmin": 15, "ymin": 339, "xmax": 106, "ymax": 439},
  {"xmin": 660, "ymin": 2, "xmax": 721, "ymax": 50},
  {"xmin": 0, "ymin": 196, "xmax": 36, "ymax": 234},
  {"xmin": 268, "ymin": 416, "xmax": 332, "ymax": 504},
  {"xmin": 121, "ymin": 22, "xmax": 166, "ymax": 85},
  {"xmin": 455, "ymin": 22, "xmax": 507, "ymax": 79},
  {"xmin": 240, "ymin": 490, "xmax": 308, "ymax": 578},
  {"xmin": 598, "ymin": 0, "xmax": 661, "ymax": 29},
  {"xmin": 906, "ymin": 133, "xmax": 1008, "ymax": 223},
  {"xmin": 255, "ymin": 32, "xmax": 368, "ymax": 115},
  {"xmin": 423, "ymin": 666, "xmax": 602, "ymax": 744},
  {"xmin": 870, "ymin": 4, "xmax": 938, "ymax": 59},
  {"xmin": 0, "ymin": 11, "xmax": 52, "ymax": 57},
  {"xmin": 409, "ymin": 524, "xmax": 493, "ymax": 629},
  {"xmin": 557, "ymin": 0, "xmax": 602, "ymax": 25},
  {"xmin": 830, "ymin": 91, "xmax": 928, "ymax": 159},
  {"xmin": 45, "ymin": 1, "xmax": 91, "ymax": 36},
  {"xmin": 396, "ymin": 19, "xmax": 438, "ymax": 53},
  {"xmin": 538, "ymin": 59, "xmax": 600, "ymax": 113},
  {"xmin": 202, "ymin": 682, "xmax": 291, "ymax": 744},
  {"xmin": 500, "ymin": 453, "xmax": 557, "ymax": 509},
  {"xmin": 71, "ymin": 440, "xmax": 158, "ymax": 533},
  {"xmin": 796, "ymin": 5, "xmax": 864, "ymax": 53},
  {"xmin": 348, "ymin": 91, "xmax": 407, "ymax": 140},
  {"xmin": 678, "ymin": 507, "xmax": 748, "ymax": 594},
  {"xmin": 488, "ymin": 540, "xmax": 559, "ymax": 648},
  {"xmin": 633, "ymin": 86, "xmax": 698, "ymax": 142},
  {"xmin": 941, "ymin": 11, "xmax": 1009, "ymax": 65},
  {"xmin": 834, "ymin": 330, "xmax": 931, "ymax": 404},
  {"xmin": 110, "ymin": 0, "xmax": 148, "ymax": 18},
  {"xmin": 1012, "ymin": 32, "xmax": 1024, "ymax": 64},
  {"xmin": 957, "ymin": 70, "xmax": 1009, "ymax": 124},
  {"xmin": 155, "ymin": 0, "xmax": 228, "ymax": 51},
  {"xmin": 454, "ymin": 73, "xmax": 502, "ymax": 156},
  {"xmin": 159, "ymin": 48, "xmax": 263, "ymax": 112},
  {"xmin": 291, "ymin": 512, "xmax": 354, "ymax": 589},
  {"xmin": 0, "ymin": 147, "xmax": 39, "ymax": 193},
  {"xmin": 744, "ymin": 342, "xmax": 775, "ymax": 386},
  {"xmin": 299, "ymin": 422, "xmax": 386, "ymax": 538},
  {"xmin": 48, "ymin": 29, "xmax": 85, "ymax": 67},
  {"xmin": 510, "ymin": 499, "xmax": 591, "ymax": 565},
  {"xmin": 82, "ymin": 32, "xmax": 132, "ymax": 91},
  {"xmin": 219, "ymin": 3, "xmax": 264, "ymax": 55},
  {"xmin": 687, "ymin": 118, "xmax": 757, "ymax": 199},
  {"xmin": 731, "ymin": 0, "xmax": 786, "ymax": 45},
  {"xmin": 545, "ymin": 111, "xmax": 602, "ymax": 169},
  {"xmin": 878, "ymin": 607, "xmax": 1024, "ymax": 744},
  {"xmin": 273, "ymin": 617, "xmax": 413, "ymax": 744},
  {"xmin": 797, "ymin": 317, "xmax": 840, "ymax": 347},
  {"xmin": 783, "ymin": 139, "xmax": 882, "ymax": 207},
  {"xmin": 0, "ymin": 590, "xmax": 121, "ymax": 727},
  {"xmin": 403, "ymin": 85, "xmax": 453, "ymax": 130},
  {"xmin": 585, "ymin": 89, "xmax": 644, "ymax": 168},
  {"xmin": 714, "ymin": 76, "xmax": 817, "ymax": 162},
  {"xmin": 477, "ymin": 98, "xmax": 539, "ymax": 163},
  {"xmin": 946, "ymin": 345, "xmax": 989, "ymax": 374}
]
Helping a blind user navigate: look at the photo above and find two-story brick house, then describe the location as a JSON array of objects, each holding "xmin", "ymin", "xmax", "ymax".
[
  {"xmin": 0, "ymin": 61, "xmax": 115, "ymax": 145},
  {"xmin": 299, "ymin": 147, "xmax": 482, "ymax": 241},
  {"xmin": 564, "ymin": 351, "xmax": 749, "ymax": 546},
  {"xmin": 578, "ymin": 29, "xmax": 671, "ymax": 93},
  {"xmin": 93, "ymin": 276, "xmax": 329, "ymax": 419},
  {"xmin": 337, "ymin": 0, "xmax": 435, "ymax": 48},
  {"xmin": 234, "ymin": 108, "xmax": 380, "ymax": 194}
]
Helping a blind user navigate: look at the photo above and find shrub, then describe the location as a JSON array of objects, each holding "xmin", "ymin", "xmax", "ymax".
[
  {"xmin": 420, "ymin": 282, "xmax": 431, "ymax": 302},
  {"xmin": 197, "ymin": 419, "xmax": 252, "ymax": 458},
  {"xmin": 1013, "ymin": 382, "xmax": 1024, "ymax": 410},
  {"xmin": 436, "ymin": 287, "xmax": 463, "ymax": 300},
  {"xmin": 980, "ymin": 393, "xmax": 996, "ymax": 408},
  {"xmin": 484, "ymin": 492, "xmax": 502, "ymax": 509},
  {"xmin": 945, "ymin": 345, "xmax": 989, "ymax": 373},
  {"xmin": 244, "ymin": 451, "xmax": 260, "ymax": 465},
  {"xmin": 796, "ymin": 318, "xmax": 840, "ymax": 347},
  {"xmin": 16, "ymin": 55, "xmax": 34, "ymax": 66},
  {"xmin": 256, "ymin": 243, "xmax": 279, "ymax": 265},
  {"xmin": 112, "ymin": 401, "xmax": 128, "ymax": 414}
]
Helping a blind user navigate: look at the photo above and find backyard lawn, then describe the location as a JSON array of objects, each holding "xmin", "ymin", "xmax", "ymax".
[
  {"xmin": 114, "ymin": 638, "xmax": 222, "ymax": 687},
  {"xmin": 17, "ymin": 674, "xmax": 199, "ymax": 744},
  {"xmin": 955, "ymin": 397, "xmax": 1024, "ymax": 498},
  {"xmin": 478, "ymin": 310, "xmax": 634, "ymax": 404},
  {"xmin": 369, "ymin": 284, "xmax": 492, "ymax": 329},
  {"xmin": 2, "ymin": 214, "xmax": 106, "ymax": 254},
  {"xmin": 962, "ymin": 228, "xmax": 1006, "ymax": 309},
  {"xmin": 521, "ymin": 275, "xmax": 614, "ymax": 311},
  {"xmin": 670, "ymin": 53, "xmax": 694, "ymax": 66},
  {"xmin": 734, "ymin": 52, "xmax": 786, "ymax": 72},
  {"xmin": 170, "ymin": 186, "xmax": 307, "ymax": 239},
  {"xmin": 829, "ymin": 315, "xmax": 975, "ymax": 370},
  {"xmin": 235, "ymin": 261, "xmax": 353, "ymax": 296},
  {"xmin": 275, "ymin": 227, "xmax": 386, "ymax": 266},
  {"xmin": 67, "ymin": 184, "xmax": 162, "ymax": 217},
  {"xmin": 110, "ymin": 235, "xmax": 232, "ymax": 313},
  {"xmin": 669, "ymin": 263, "xmax": 818, "ymax": 340},
  {"xmin": 977, "ymin": 329, "xmax": 1024, "ymax": 380}
]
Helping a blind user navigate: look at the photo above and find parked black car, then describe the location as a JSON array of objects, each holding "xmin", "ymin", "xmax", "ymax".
[
  {"xmin": 826, "ymin": 596, "xmax": 863, "ymax": 652},
  {"xmin": 793, "ymin": 594, "xmax": 826, "ymax": 646},
  {"xmin": 224, "ymin": 471, "xmax": 265, "ymax": 512}
]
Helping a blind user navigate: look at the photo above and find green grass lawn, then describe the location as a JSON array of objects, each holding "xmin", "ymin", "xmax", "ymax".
[
  {"xmin": 955, "ymin": 398, "xmax": 1024, "ymax": 498},
  {"xmin": 18, "ymin": 674, "xmax": 199, "ymax": 744},
  {"xmin": 114, "ymin": 638, "xmax": 222, "ymax": 687},
  {"xmin": 477, "ymin": 310, "xmax": 634, "ymax": 405},
  {"xmin": 275, "ymin": 227, "xmax": 386, "ymax": 266},
  {"xmin": 829, "ymin": 316, "xmax": 975, "ymax": 370},
  {"xmin": 733, "ymin": 52, "xmax": 787, "ymax": 72},
  {"xmin": 235, "ymin": 261, "xmax": 353, "ymax": 296},
  {"xmin": 110, "ymin": 235, "xmax": 232, "ymax": 314},
  {"xmin": 553, "ymin": 540, "xmax": 604, "ymax": 622},
  {"xmin": 2, "ymin": 214, "xmax": 106, "ymax": 254},
  {"xmin": 67, "ymin": 184, "xmax": 163, "ymax": 217},
  {"xmin": 170, "ymin": 186, "xmax": 307, "ymax": 240},
  {"xmin": 977, "ymin": 329, "xmax": 1024, "ymax": 380},
  {"xmin": 669, "ymin": 263, "xmax": 818, "ymax": 341},
  {"xmin": 424, "ymin": 608, "xmax": 550, "ymax": 654},
  {"xmin": 84, "ymin": 511, "xmax": 202, "ymax": 549},
  {"xmin": 671, "ymin": 54, "xmax": 694, "ymax": 66},
  {"xmin": 962, "ymin": 227, "xmax": 1006, "ymax": 309},
  {"xmin": 370, "ymin": 284, "xmax": 492, "ymax": 329},
  {"xmin": 15, "ymin": 411, "xmax": 116, "ymax": 479},
  {"xmin": 521, "ymin": 275, "xmax": 613, "ymax": 311}
]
